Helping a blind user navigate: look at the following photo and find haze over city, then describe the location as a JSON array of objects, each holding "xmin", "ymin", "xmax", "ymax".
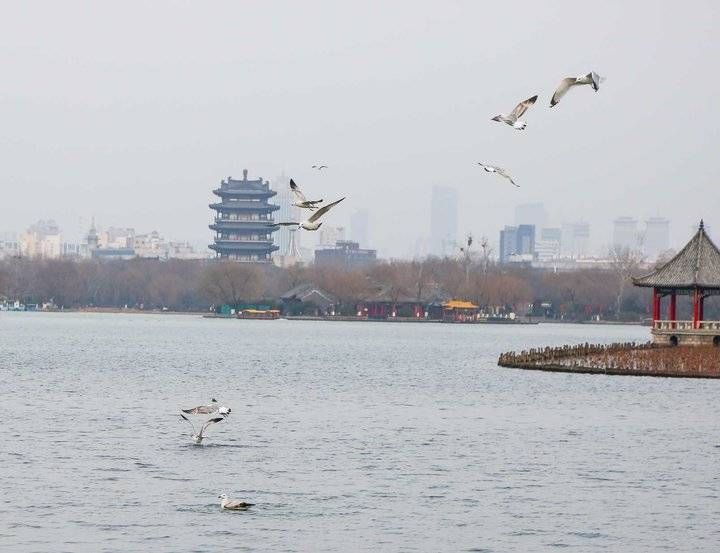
[{"xmin": 1, "ymin": 1, "xmax": 719, "ymax": 257}]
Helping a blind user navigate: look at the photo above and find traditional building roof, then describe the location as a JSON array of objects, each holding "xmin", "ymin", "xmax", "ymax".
[
  {"xmin": 633, "ymin": 221, "xmax": 720, "ymax": 289},
  {"xmin": 443, "ymin": 299, "xmax": 479, "ymax": 310},
  {"xmin": 280, "ymin": 283, "xmax": 337, "ymax": 308}
]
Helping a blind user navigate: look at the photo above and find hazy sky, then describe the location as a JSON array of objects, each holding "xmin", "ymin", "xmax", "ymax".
[{"xmin": 1, "ymin": 1, "xmax": 719, "ymax": 257}]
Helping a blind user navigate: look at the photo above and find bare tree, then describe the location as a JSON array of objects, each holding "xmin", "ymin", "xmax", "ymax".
[{"xmin": 199, "ymin": 262, "xmax": 263, "ymax": 306}]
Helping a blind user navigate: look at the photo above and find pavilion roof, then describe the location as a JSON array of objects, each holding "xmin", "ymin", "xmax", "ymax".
[{"xmin": 633, "ymin": 221, "xmax": 720, "ymax": 289}]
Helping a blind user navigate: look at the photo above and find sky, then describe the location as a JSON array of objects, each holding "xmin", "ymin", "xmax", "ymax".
[{"xmin": 1, "ymin": 0, "xmax": 719, "ymax": 258}]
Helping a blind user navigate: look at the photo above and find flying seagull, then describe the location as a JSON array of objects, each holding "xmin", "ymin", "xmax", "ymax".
[
  {"xmin": 550, "ymin": 72, "xmax": 604, "ymax": 107},
  {"xmin": 181, "ymin": 399, "xmax": 218, "ymax": 415},
  {"xmin": 274, "ymin": 197, "xmax": 345, "ymax": 231},
  {"xmin": 290, "ymin": 179, "xmax": 323, "ymax": 210},
  {"xmin": 218, "ymin": 406, "xmax": 231, "ymax": 417},
  {"xmin": 477, "ymin": 162, "xmax": 518, "ymax": 187},
  {"xmin": 312, "ymin": 164, "xmax": 328, "ymax": 170},
  {"xmin": 491, "ymin": 95, "xmax": 538, "ymax": 130},
  {"xmin": 180, "ymin": 413, "xmax": 224, "ymax": 445},
  {"xmin": 218, "ymin": 493, "xmax": 255, "ymax": 511}
]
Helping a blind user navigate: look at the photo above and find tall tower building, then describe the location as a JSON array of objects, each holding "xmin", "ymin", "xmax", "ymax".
[
  {"xmin": 613, "ymin": 216, "xmax": 640, "ymax": 251},
  {"xmin": 430, "ymin": 185, "xmax": 458, "ymax": 256},
  {"xmin": 208, "ymin": 169, "xmax": 280, "ymax": 262},
  {"xmin": 274, "ymin": 172, "xmax": 302, "ymax": 256},
  {"xmin": 350, "ymin": 209, "xmax": 370, "ymax": 248},
  {"xmin": 644, "ymin": 217, "xmax": 670, "ymax": 260}
]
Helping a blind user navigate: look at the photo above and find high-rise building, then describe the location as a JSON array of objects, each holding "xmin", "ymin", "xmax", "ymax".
[
  {"xmin": 208, "ymin": 169, "xmax": 280, "ymax": 262},
  {"xmin": 273, "ymin": 172, "xmax": 302, "ymax": 257},
  {"xmin": 317, "ymin": 226, "xmax": 346, "ymax": 248},
  {"xmin": 561, "ymin": 222, "xmax": 590, "ymax": 258},
  {"xmin": 430, "ymin": 186, "xmax": 458, "ymax": 256},
  {"xmin": 536, "ymin": 227, "xmax": 562, "ymax": 262},
  {"xmin": 517, "ymin": 224, "xmax": 535, "ymax": 256},
  {"xmin": 515, "ymin": 203, "xmax": 547, "ymax": 229},
  {"xmin": 350, "ymin": 209, "xmax": 369, "ymax": 248},
  {"xmin": 499, "ymin": 226, "xmax": 518, "ymax": 263},
  {"xmin": 612, "ymin": 216, "xmax": 639, "ymax": 251},
  {"xmin": 644, "ymin": 217, "xmax": 670, "ymax": 260},
  {"xmin": 20, "ymin": 219, "xmax": 62, "ymax": 258}
]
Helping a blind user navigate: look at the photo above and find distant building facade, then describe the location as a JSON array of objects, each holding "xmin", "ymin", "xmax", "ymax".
[
  {"xmin": 430, "ymin": 186, "xmax": 458, "ymax": 256},
  {"xmin": 613, "ymin": 216, "xmax": 640, "ymax": 251},
  {"xmin": 20, "ymin": 219, "xmax": 62, "ymax": 258},
  {"xmin": 499, "ymin": 224, "xmax": 535, "ymax": 263},
  {"xmin": 314, "ymin": 240, "xmax": 377, "ymax": 269},
  {"xmin": 644, "ymin": 217, "xmax": 670, "ymax": 260},
  {"xmin": 561, "ymin": 222, "xmax": 590, "ymax": 258},
  {"xmin": 209, "ymin": 169, "xmax": 280, "ymax": 262}
]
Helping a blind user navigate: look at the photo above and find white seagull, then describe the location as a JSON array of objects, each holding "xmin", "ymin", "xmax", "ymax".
[
  {"xmin": 218, "ymin": 406, "xmax": 231, "ymax": 417},
  {"xmin": 181, "ymin": 399, "xmax": 218, "ymax": 415},
  {"xmin": 477, "ymin": 163, "xmax": 519, "ymax": 187},
  {"xmin": 180, "ymin": 413, "xmax": 225, "ymax": 444},
  {"xmin": 274, "ymin": 197, "xmax": 345, "ymax": 231},
  {"xmin": 218, "ymin": 493, "xmax": 255, "ymax": 511},
  {"xmin": 312, "ymin": 164, "xmax": 328, "ymax": 170},
  {"xmin": 550, "ymin": 72, "xmax": 604, "ymax": 107},
  {"xmin": 491, "ymin": 95, "xmax": 538, "ymax": 130},
  {"xmin": 290, "ymin": 179, "xmax": 323, "ymax": 210}
]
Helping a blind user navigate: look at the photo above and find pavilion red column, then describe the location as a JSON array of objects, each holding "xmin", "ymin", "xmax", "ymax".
[
  {"xmin": 669, "ymin": 292, "xmax": 677, "ymax": 329},
  {"xmin": 652, "ymin": 288, "xmax": 661, "ymax": 323},
  {"xmin": 692, "ymin": 288, "xmax": 700, "ymax": 329},
  {"xmin": 699, "ymin": 293, "xmax": 704, "ymax": 325}
]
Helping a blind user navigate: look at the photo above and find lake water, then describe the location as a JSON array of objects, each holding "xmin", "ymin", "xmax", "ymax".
[{"xmin": 1, "ymin": 313, "xmax": 718, "ymax": 552}]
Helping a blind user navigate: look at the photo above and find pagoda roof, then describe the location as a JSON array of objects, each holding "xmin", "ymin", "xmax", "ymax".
[{"xmin": 633, "ymin": 221, "xmax": 720, "ymax": 289}]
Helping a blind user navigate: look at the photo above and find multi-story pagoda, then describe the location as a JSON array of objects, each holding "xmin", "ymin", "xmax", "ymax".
[
  {"xmin": 633, "ymin": 220, "xmax": 720, "ymax": 345},
  {"xmin": 209, "ymin": 169, "xmax": 280, "ymax": 262}
]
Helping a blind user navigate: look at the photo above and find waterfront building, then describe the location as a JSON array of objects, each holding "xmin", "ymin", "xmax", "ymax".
[
  {"xmin": 430, "ymin": 185, "xmax": 458, "ymax": 256},
  {"xmin": 634, "ymin": 220, "xmax": 720, "ymax": 346},
  {"xmin": 314, "ymin": 240, "xmax": 377, "ymax": 269},
  {"xmin": 209, "ymin": 169, "xmax": 280, "ymax": 262},
  {"xmin": 317, "ymin": 225, "xmax": 346, "ymax": 248},
  {"xmin": 280, "ymin": 283, "xmax": 338, "ymax": 316}
]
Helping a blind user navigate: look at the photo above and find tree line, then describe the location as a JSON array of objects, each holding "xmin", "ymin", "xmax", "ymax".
[{"xmin": 0, "ymin": 254, "xmax": 672, "ymax": 321}]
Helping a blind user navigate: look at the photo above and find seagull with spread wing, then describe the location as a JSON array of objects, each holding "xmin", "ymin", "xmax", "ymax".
[
  {"xmin": 180, "ymin": 413, "xmax": 225, "ymax": 445},
  {"xmin": 274, "ymin": 197, "xmax": 345, "ymax": 231},
  {"xmin": 181, "ymin": 399, "xmax": 218, "ymax": 415},
  {"xmin": 477, "ymin": 162, "xmax": 519, "ymax": 187},
  {"xmin": 550, "ymin": 72, "xmax": 604, "ymax": 107},
  {"xmin": 290, "ymin": 179, "xmax": 323, "ymax": 210},
  {"xmin": 311, "ymin": 164, "xmax": 328, "ymax": 170},
  {"xmin": 491, "ymin": 95, "xmax": 538, "ymax": 130}
]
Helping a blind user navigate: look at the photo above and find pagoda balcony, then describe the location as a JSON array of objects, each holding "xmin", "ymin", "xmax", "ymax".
[
  {"xmin": 209, "ymin": 242, "xmax": 279, "ymax": 252},
  {"xmin": 209, "ymin": 221, "xmax": 275, "ymax": 232},
  {"xmin": 209, "ymin": 202, "xmax": 280, "ymax": 212}
]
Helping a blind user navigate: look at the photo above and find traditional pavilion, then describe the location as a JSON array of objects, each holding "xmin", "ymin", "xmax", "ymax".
[
  {"xmin": 633, "ymin": 220, "xmax": 720, "ymax": 346},
  {"xmin": 209, "ymin": 169, "xmax": 280, "ymax": 262}
]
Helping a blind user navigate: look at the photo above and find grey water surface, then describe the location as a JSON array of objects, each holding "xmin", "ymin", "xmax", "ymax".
[{"xmin": 0, "ymin": 313, "xmax": 718, "ymax": 552}]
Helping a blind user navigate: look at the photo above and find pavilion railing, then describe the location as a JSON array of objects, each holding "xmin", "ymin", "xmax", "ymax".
[{"xmin": 654, "ymin": 320, "xmax": 720, "ymax": 331}]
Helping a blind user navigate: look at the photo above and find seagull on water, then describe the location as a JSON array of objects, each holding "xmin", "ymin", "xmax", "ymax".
[
  {"xmin": 550, "ymin": 72, "xmax": 604, "ymax": 107},
  {"xmin": 491, "ymin": 95, "xmax": 538, "ymax": 130},
  {"xmin": 273, "ymin": 197, "xmax": 345, "ymax": 231},
  {"xmin": 180, "ymin": 413, "xmax": 225, "ymax": 444},
  {"xmin": 312, "ymin": 164, "xmax": 328, "ymax": 170},
  {"xmin": 181, "ymin": 399, "xmax": 218, "ymax": 415},
  {"xmin": 290, "ymin": 179, "xmax": 323, "ymax": 210},
  {"xmin": 477, "ymin": 163, "xmax": 519, "ymax": 187},
  {"xmin": 219, "ymin": 493, "xmax": 255, "ymax": 511}
]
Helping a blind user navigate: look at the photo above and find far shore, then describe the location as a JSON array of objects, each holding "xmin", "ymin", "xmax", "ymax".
[{"xmin": 1, "ymin": 307, "xmax": 643, "ymax": 326}]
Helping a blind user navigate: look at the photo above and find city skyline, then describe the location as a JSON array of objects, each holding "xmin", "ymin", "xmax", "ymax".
[{"xmin": 1, "ymin": 3, "xmax": 719, "ymax": 259}]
